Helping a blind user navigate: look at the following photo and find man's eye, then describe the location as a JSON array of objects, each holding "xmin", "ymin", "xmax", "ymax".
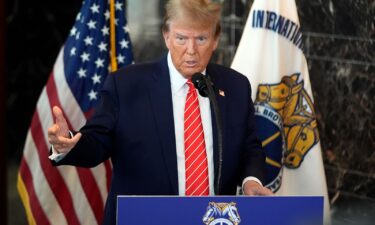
[
  {"xmin": 176, "ymin": 36, "xmax": 186, "ymax": 44},
  {"xmin": 197, "ymin": 37, "xmax": 207, "ymax": 44}
]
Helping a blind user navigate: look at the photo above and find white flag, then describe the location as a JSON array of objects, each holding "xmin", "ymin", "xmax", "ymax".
[{"xmin": 231, "ymin": 0, "xmax": 331, "ymax": 224}]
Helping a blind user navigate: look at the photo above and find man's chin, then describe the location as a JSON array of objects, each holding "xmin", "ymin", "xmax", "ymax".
[{"xmin": 181, "ymin": 68, "xmax": 202, "ymax": 79}]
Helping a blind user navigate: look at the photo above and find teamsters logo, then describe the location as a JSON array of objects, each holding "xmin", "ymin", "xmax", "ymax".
[
  {"xmin": 202, "ymin": 202, "xmax": 241, "ymax": 225},
  {"xmin": 254, "ymin": 73, "xmax": 319, "ymax": 191}
]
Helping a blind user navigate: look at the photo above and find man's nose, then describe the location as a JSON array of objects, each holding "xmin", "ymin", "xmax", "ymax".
[{"xmin": 186, "ymin": 39, "xmax": 197, "ymax": 55}]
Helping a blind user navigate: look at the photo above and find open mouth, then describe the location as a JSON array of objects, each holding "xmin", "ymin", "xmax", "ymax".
[{"xmin": 185, "ymin": 61, "xmax": 197, "ymax": 67}]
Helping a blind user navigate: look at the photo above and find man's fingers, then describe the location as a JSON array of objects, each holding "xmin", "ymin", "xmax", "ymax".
[
  {"xmin": 48, "ymin": 124, "xmax": 62, "ymax": 144},
  {"xmin": 51, "ymin": 133, "xmax": 81, "ymax": 153},
  {"xmin": 58, "ymin": 133, "xmax": 81, "ymax": 146},
  {"xmin": 70, "ymin": 132, "xmax": 82, "ymax": 144},
  {"xmin": 48, "ymin": 124, "xmax": 58, "ymax": 135},
  {"xmin": 256, "ymin": 187, "xmax": 274, "ymax": 196},
  {"xmin": 53, "ymin": 106, "xmax": 63, "ymax": 121},
  {"xmin": 49, "ymin": 135, "xmax": 75, "ymax": 146},
  {"xmin": 53, "ymin": 106, "xmax": 68, "ymax": 126},
  {"xmin": 243, "ymin": 180, "xmax": 274, "ymax": 196},
  {"xmin": 52, "ymin": 106, "xmax": 71, "ymax": 138},
  {"xmin": 264, "ymin": 187, "xmax": 274, "ymax": 196},
  {"xmin": 48, "ymin": 106, "xmax": 80, "ymax": 154},
  {"xmin": 49, "ymin": 135, "xmax": 69, "ymax": 146}
]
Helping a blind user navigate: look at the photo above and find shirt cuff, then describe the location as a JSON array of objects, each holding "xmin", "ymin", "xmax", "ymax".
[
  {"xmin": 242, "ymin": 176, "xmax": 263, "ymax": 191},
  {"xmin": 48, "ymin": 145, "xmax": 67, "ymax": 161}
]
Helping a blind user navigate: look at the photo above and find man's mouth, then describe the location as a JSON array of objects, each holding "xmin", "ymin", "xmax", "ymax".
[{"xmin": 185, "ymin": 60, "xmax": 197, "ymax": 67}]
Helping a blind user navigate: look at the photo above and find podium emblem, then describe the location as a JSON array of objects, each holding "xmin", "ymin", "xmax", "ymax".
[{"xmin": 202, "ymin": 202, "xmax": 241, "ymax": 225}]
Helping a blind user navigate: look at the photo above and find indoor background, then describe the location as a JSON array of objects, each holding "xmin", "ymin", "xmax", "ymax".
[{"xmin": 5, "ymin": 0, "xmax": 375, "ymax": 224}]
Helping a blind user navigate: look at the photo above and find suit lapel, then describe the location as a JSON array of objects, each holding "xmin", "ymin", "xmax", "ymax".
[
  {"xmin": 207, "ymin": 65, "xmax": 227, "ymax": 191},
  {"xmin": 148, "ymin": 56, "xmax": 178, "ymax": 194}
]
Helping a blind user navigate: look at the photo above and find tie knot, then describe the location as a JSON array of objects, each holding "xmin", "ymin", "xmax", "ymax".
[
  {"xmin": 186, "ymin": 79, "xmax": 193, "ymax": 86},
  {"xmin": 186, "ymin": 79, "xmax": 195, "ymax": 92}
]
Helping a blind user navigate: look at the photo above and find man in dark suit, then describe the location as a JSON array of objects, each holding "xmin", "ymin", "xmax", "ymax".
[{"xmin": 48, "ymin": 0, "xmax": 272, "ymax": 224}]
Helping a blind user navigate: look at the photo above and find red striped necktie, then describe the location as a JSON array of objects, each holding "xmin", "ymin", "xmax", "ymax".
[{"xmin": 184, "ymin": 79, "xmax": 209, "ymax": 196}]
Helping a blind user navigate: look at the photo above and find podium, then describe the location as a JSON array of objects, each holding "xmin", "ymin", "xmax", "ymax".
[{"xmin": 117, "ymin": 196, "xmax": 323, "ymax": 225}]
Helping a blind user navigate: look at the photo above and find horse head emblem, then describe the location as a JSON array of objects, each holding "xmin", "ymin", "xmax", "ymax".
[
  {"xmin": 255, "ymin": 73, "xmax": 319, "ymax": 168},
  {"xmin": 202, "ymin": 202, "xmax": 241, "ymax": 225}
]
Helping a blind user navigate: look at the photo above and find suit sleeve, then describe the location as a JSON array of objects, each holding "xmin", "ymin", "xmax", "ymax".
[{"xmin": 53, "ymin": 74, "xmax": 119, "ymax": 168}]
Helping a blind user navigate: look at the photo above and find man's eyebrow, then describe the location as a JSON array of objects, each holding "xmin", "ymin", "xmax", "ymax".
[
  {"xmin": 174, "ymin": 32, "xmax": 187, "ymax": 37},
  {"xmin": 173, "ymin": 32, "xmax": 209, "ymax": 37}
]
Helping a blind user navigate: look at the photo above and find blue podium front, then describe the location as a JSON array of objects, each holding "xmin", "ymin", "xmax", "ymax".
[{"xmin": 117, "ymin": 196, "xmax": 323, "ymax": 225}]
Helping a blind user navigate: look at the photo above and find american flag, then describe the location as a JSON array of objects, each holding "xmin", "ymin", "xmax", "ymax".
[{"xmin": 17, "ymin": 0, "xmax": 133, "ymax": 224}]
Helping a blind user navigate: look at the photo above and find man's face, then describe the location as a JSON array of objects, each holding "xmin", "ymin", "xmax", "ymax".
[{"xmin": 163, "ymin": 19, "xmax": 219, "ymax": 79}]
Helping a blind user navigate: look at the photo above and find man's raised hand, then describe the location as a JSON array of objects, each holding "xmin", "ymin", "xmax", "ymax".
[{"xmin": 47, "ymin": 106, "xmax": 81, "ymax": 153}]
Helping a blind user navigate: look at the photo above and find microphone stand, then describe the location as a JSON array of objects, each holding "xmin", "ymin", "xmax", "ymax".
[
  {"xmin": 192, "ymin": 73, "xmax": 223, "ymax": 195},
  {"xmin": 205, "ymin": 76, "xmax": 223, "ymax": 196}
]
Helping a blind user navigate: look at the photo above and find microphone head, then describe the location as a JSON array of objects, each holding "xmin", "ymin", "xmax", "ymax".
[{"xmin": 191, "ymin": 73, "xmax": 209, "ymax": 97}]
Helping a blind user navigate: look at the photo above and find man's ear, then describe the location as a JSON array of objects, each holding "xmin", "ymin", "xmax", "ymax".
[
  {"xmin": 163, "ymin": 31, "xmax": 170, "ymax": 49},
  {"xmin": 212, "ymin": 36, "xmax": 219, "ymax": 51}
]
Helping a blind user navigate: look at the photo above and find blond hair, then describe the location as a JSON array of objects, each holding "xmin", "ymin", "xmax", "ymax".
[{"xmin": 162, "ymin": 0, "xmax": 222, "ymax": 37}]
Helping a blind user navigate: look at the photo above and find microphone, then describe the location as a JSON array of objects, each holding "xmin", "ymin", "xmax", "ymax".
[
  {"xmin": 191, "ymin": 73, "xmax": 209, "ymax": 97},
  {"xmin": 191, "ymin": 73, "xmax": 223, "ymax": 195}
]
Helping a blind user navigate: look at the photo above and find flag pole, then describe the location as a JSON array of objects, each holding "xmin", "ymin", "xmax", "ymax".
[
  {"xmin": 109, "ymin": 0, "xmax": 118, "ymax": 71},
  {"xmin": 17, "ymin": 174, "xmax": 36, "ymax": 225}
]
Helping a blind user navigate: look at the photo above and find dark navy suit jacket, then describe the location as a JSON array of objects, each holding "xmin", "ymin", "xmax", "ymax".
[{"xmin": 54, "ymin": 56, "xmax": 265, "ymax": 225}]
